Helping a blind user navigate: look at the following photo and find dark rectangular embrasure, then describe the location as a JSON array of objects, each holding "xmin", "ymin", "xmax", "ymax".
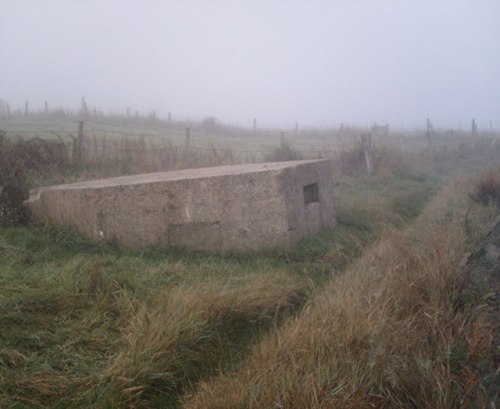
[{"xmin": 303, "ymin": 183, "xmax": 319, "ymax": 205}]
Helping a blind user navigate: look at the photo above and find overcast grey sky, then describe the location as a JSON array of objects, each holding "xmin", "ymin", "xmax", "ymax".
[{"xmin": 1, "ymin": 0, "xmax": 499, "ymax": 128}]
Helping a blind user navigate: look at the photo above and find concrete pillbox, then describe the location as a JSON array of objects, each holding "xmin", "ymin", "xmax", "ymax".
[{"xmin": 25, "ymin": 160, "xmax": 336, "ymax": 251}]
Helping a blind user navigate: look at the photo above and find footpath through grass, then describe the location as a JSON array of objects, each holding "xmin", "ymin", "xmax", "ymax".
[{"xmin": 184, "ymin": 168, "xmax": 500, "ymax": 409}]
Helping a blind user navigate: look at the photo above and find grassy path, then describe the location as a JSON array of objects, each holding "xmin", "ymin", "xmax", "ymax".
[{"xmin": 183, "ymin": 173, "xmax": 499, "ymax": 409}]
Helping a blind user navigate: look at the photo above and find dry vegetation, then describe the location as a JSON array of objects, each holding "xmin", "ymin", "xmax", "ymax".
[
  {"xmin": 0, "ymin": 116, "xmax": 499, "ymax": 408},
  {"xmin": 470, "ymin": 167, "xmax": 500, "ymax": 207},
  {"xmin": 185, "ymin": 178, "xmax": 498, "ymax": 409},
  {"xmin": 0, "ymin": 131, "xmax": 69, "ymax": 226}
]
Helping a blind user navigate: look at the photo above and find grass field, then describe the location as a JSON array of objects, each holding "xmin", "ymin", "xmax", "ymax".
[
  {"xmin": 1, "ymin": 114, "xmax": 493, "ymax": 163},
  {"xmin": 0, "ymin": 115, "xmax": 499, "ymax": 408}
]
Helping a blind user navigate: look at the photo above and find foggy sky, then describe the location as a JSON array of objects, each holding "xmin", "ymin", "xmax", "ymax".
[{"xmin": 1, "ymin": 0, "xmax": 499, "ymax": 129}]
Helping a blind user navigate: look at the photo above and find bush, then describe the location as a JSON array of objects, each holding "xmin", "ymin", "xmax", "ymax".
[
  {"xmin": 0, "ymin": 132, "xmax": 69, "ymax": 226},
  {"xmin": 264, "ymin": 142, "xmax": 305, "ymax": 162},
  {"xmin": 333, "ymin": 143, "xmax": 370, "ymax": 176},
  {"xmin": 0, "ymin": 131, "xmax": 29, "ymax": 226},
  {"xmin": 14, "ymin": 136, "xmax": 69, "ymax": 172},
  {"xmin": 470, "ymin": 168, "xmax": 500, "ymax": 207}
]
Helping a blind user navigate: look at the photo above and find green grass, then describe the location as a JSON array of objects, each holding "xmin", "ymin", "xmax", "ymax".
[
  {"xmin": 1, "ymin": 128, "xmax": 499, "ymax": 407},
  {"xmin": 0, "ymin": 225, "xmax": 309, "ymax": 408},
  {"xmin": 1, "ymin": 168, "xmax": 435, "ymax": 408}
]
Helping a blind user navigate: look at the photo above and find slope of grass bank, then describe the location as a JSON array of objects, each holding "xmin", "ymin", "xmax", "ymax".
[{"xmin": 184, "ymin": 175, "xmax": 498, "ymax": 409}]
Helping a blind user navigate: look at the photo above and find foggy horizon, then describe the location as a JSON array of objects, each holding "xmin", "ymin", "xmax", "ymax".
[{"xmin": 1, "ymin": 1, "xmax": 499, "ymax": 130}]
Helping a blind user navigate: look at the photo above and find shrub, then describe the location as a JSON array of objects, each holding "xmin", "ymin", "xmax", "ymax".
[
  {"xmin": 15, "ymin": 136, "xmax": 69, "ymax": 171},
  {"xmin": 264, "ymin": 141, "xmax": 304, "ymax": 162},
  {"xmin": 470, "ymin": 168, "xmax": 500, "ymax": 207},
  {"xmin": 0, "ymin": 133, "xmax": 69, "ymax": 226},
  {"xmin": 0, "ymin": 131, "xmax": 29, "ymax": 226},
  {"xmin": 335, "ymin": 143, "xmax": 368, "ymax": 175}
]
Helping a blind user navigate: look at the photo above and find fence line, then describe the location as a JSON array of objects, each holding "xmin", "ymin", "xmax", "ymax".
[
  {"xmin": 3, "ymin": 119, "xmax": 499, "ymax": 167},
  {"xmin": 4, "ymin": 129, "xmax": 494, "ymax": 156},
  {"xmin": 77, "ymin": 133, "xmax": 359, "ymax": 155}
]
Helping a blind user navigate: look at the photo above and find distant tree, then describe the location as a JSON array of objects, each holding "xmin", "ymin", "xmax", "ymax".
[{"xmin": 202, "ymin": 116, "xmax": 218, "ymax": 132}]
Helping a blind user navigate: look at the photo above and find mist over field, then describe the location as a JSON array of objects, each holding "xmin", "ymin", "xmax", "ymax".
[
  {"xmin": 2, "ymin": 2, "xmax": 500, "ymax": 408},
  {"xmin": 1, "ymin": 0, "xmax": 499, "ymax": 128}
]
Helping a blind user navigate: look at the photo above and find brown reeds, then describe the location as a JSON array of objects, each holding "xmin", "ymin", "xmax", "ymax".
[
  {"xmin": 79, "ymin": 134, "xmax": 239, "ymax": 174},
  {"xmin": 470, "ymin": 167, "xmax": 500, "ymax": 207},
  {"xmin": 184, "ymin": 179, "xmax": 496, "ymax": 409}
]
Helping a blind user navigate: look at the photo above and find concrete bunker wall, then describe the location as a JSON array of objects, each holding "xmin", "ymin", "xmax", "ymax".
[
  {"xmin": 25, "ymin": 160, "xmax": 336, "ymax": 251},
  {"xmin": 280, "ymin": 159, "xmax": 336, "ymax": 245}
]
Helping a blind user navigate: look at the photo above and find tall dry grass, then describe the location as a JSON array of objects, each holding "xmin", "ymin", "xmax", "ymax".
[
  {"xmin": 184, "ymin": 178, "xmax": 497, "ymax": 409},
  {"xmin": 469, "ymin": 166, "xmax": 500, "ymax": 207},
  {"xmin": 0, "ymin": 240, "xmax": 308, "ymax": 408},
  {"xmin": 80, "ymin": 135, "xmax": 240, "ymax": 175},
  {"xmin": 97, "ymin": 277, "xmax": 306, "ymax": 408}
]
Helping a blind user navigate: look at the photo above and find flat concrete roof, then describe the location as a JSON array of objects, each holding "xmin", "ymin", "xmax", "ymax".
[{"xmin": 46, "ymin": 160, "xmax": 328, "ymax": 190}]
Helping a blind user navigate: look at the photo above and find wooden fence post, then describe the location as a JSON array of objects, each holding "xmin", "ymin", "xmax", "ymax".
[
  {"xmin": 253, "ymin": 118, "xmax": 257, "ymax": 134},
  {"xmin": 73, "ymin": 120, "xmax": 85, "ymax": 166},
  {"xmin": 101, "ymin": 135, "xmax": 107, "ymax": 164},
  {"xmin": 168, "ymin": 111, "xmax": 172, "ymax": 124},
  {"xmin": 81, "ymin": 97, "xmax": 88, "ymax": 118},
  {"xmin": 24, "ymin": 101, "xmax": 28, "ymax": 116},
  {"xmin": 361, "ymin": 133, "xmax": 373, "ymax": 176},
  {"xmin": 44, "ymin": 101, "xmax": 48, "ymax": 115},
  {"xmin": 471, "ymin": 118, "xmax": 478, "ymax": 147},
  {"xmin": 426, "ymin": 118, "xmax": 433, "ymax": 146},
  {"xmin": 295, "ymin": 122, "xmax": 299, "ymax": 136},
  {"xmin": 6, "ymin": 103, "xmax": 9, "ymax": 117},
  {"xmin": 425, "ymin": 118, "xmax": 436, "ymax": 162},
  {"xmin": 184, "ymin": 127, "xmax": 191, "ymax": 164},
  {"xmin": 92, "ymin": 134, "xmax": 99, "ymax": 165},
  {"xmin": 471, "ymin": 118, "xmax": 477, "ymax": 135}
]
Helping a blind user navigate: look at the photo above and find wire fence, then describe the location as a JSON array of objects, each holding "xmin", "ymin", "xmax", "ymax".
[{"xmin": 1, "ymin": 116, "xmax": 499, "ymax": 175}]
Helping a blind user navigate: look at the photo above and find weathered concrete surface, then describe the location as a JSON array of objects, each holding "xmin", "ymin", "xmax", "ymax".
[{"xmin": 25, "ymin": 160, "xmax": 336, "ymax": 251}]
